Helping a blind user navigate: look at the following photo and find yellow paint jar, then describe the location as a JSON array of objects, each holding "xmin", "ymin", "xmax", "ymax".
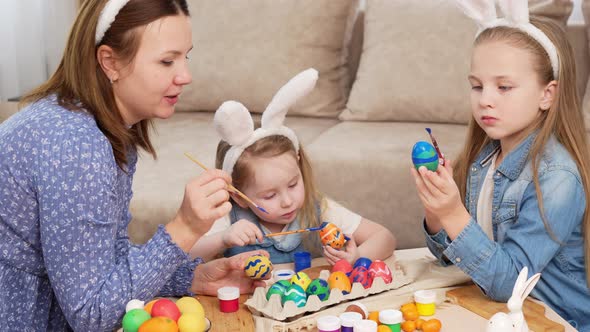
[{"xmin": 414, "ymin": 290, "xmax": 436, "ymax": 316}]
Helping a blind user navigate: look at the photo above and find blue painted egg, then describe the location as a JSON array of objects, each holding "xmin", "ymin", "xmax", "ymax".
[
  {"xmin": 266, "ymin": 279, "xmax": 291, "ymax": 301},
  {"xmin": 353, "ymin": 257, "xmax": 373, "ymax": 270},
  {"xmin": 350, "ymin": 266, "xmax": 372, "ymax": 289},
  {"xmin": 244, "ymin": 254, "xmax": 272, "ymax": 279},
  {"xmin": 290, "ymin": 272, "xmax": 311, "ymax": 291},
  {"xmin": 412, "ymin": 141, "xmax": 439, "ymax": 171},
  {"xmin": 282, "ymin": 284, "xmax": 307, "ymax": 307},
  {"xmin": 305, "ymin": 278, "xmax": 330, "ymax": 301}
]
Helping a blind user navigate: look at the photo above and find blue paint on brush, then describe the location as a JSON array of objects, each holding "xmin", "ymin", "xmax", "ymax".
[
  {"xmin": 257, "ymin": 206, "xmax": 269, "ymax": 214},
  {"xmin": 425, "ymin": 127, "xmax": 432, "ymax": 134}
]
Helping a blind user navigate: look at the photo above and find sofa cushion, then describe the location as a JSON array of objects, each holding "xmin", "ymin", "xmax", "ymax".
[
  {"xmin": 129, "ymin": 113, "xmax": 339, "ymax": 244},
  {"xmin": 340, "ymin": 0, "xmax": 574, "ymax": 124},
  {"xmin": 306, "ymin": 121, "xmax": 468, "ymax": 249},
  {"xmin": 176, "ymin": 0, "xmax": 358, "ymax": 118}
]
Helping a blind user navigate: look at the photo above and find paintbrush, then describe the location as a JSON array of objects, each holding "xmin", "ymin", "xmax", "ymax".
[
  {"xmin": 184, "ymin": 152, "xmax": 269, "ymax": 214},
  {"xmin": 264, "ymin": 225, "xmax": 325, "ymax": 237},
  {"xmin": 425, "ymin": 128, "xmax": 445, "ymax": 166}
]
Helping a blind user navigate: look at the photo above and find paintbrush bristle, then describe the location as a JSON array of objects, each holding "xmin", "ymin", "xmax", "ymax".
[{"xmin": 425, "ymin": 127, "xmax": 432, "ymax": 135}]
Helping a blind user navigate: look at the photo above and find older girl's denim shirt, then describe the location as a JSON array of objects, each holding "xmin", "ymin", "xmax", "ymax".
[{"xmin": 425, "ymin": 133, "xmax": 590, "ymax": 331}]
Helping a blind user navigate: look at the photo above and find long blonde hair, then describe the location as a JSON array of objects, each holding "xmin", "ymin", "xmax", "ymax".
[
  {"xmin": 216, "ymin": 135, "xmax": 325, "ymax": 254},
  {"xmin": 20, "ymin": 0, "xmax": 189, "ymax": 168},
  {"xmin": 454, "ymin": 17, "xmax": 590, "ymax": 285}
]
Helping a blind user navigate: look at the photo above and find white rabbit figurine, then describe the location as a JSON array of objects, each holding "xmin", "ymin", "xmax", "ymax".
[{"xmin": 486, "ymin": 266, "xmax": 541, "ymax": 332}]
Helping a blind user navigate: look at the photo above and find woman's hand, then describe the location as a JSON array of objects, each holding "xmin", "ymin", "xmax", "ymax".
[
  {"xmin": 191, "ymin": 250, "xmax": 270, "ymax": 295},
  {"xmin": 322, "ymin": 235, "xmax": 359, "ymax": 266},
  {"xmin": 167, "ymin": 169, "xmax": 233, "ymax": 252},
  {"xmin": 174, "ymin": 169, "xmax": 232, "ymax": 236},
  {"xmin": 222, "ymin": 219, "xmax": 264, "ymax": 248},
  {"xmin": 410, "ymin": 160, "xmax": 470, "ymax": 238}
]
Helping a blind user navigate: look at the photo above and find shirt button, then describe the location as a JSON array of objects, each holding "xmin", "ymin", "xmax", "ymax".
[
  {"xmin": 455, "ymin": 257, "xmax": 462, "ymax": 263},
  {"xmin": 471, "ymin": 167, "xmax": 477, "ymax": 172}
]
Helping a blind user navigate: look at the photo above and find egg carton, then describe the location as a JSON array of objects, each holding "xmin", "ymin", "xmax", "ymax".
[{"xmin": 245, "ymin": 263, "xmax": 412, "ymax": 321}]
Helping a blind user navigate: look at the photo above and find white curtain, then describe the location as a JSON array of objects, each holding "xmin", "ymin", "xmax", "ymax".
[{"xmin": 0, "ymin": 0, "xmax": 77, "ymax": 101}]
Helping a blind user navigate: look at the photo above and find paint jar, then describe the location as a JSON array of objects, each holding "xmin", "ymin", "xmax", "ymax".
[
  {"xmin": 273, "ymin": 269, "xmax": 295, "ymax": 282},
  {"xmin": 294, "ymin": 251, "xmax": 311, "ymax": 272},
  {"xmin": 414, "ymin": 290, "xmax": 436, "ymax": 316},
  {"xmin": 378, "ymin": 309, "xmax": 402, "ymax": 332},
  {"xmin": 316, "ymin": 315, "xmax": 341, "ymax": 332},
  {"xmin": 217, "ymin": 286, "xmax": 239, "ymax": 313},
  {"xmin": 340, "ymin": 311, "xmax": 362, "ymax": 332},
  {"xmin": 353, "ymin": 319, "xmax": 378, "ymax": 332}
]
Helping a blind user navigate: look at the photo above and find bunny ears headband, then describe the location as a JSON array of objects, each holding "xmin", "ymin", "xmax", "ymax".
[
  {"xmin": 456, "ymin": 0, "xmax": 559, "ymax": 79},
  {"xmin": 95, "ymin": 0, "xmax": 130, "ymax": 45},
  {"xmin": 214, "ymin": 68, "xmax": 319, "ymax": 175}
]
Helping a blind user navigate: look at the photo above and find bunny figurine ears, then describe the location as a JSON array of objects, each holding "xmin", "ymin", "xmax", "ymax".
[
  {"xmin": 455, "ymin": 0, "xmax": 559, "ymax": 79},
  {"xmin": 214, "ymin": 68, "xmax": 319, "ymax": 175}
]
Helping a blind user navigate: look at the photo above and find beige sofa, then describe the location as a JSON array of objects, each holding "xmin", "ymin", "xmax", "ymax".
[{"xmin": 128, "ymin": 0, "xmax": 590, "ymax": 249}]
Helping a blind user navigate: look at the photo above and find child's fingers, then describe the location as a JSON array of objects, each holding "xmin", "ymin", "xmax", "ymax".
[
  {"xmin": 419, "ymin": 167, "xmax": 444, "ymax": 197},
  {"xmin": 323, "ymin": 246, "xmax": 342, "ymax": 262},
  {"xmin": 411, "ymin": 167, "xmax": 434, "ymax": 199}
]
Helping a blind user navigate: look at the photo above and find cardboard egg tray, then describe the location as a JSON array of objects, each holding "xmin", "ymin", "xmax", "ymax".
[{"xmin": 245, "ymin": 263, "xmax": 412, "ymax": 321}]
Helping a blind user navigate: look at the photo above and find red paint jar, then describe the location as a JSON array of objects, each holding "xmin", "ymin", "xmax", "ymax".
[{"xmin": 217, "ymin": 286, "xmax": 239, "ymax": 313}]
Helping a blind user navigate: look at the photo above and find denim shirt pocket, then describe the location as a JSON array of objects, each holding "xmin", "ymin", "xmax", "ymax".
[{"xmin": 493, "ymin": 200, "xmax": 517, "ymax": 242}]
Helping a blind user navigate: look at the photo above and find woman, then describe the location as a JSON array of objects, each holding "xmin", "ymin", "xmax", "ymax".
[{"xmin": 0, "ymin": 0, "xmax": 266, "ymax": 330}]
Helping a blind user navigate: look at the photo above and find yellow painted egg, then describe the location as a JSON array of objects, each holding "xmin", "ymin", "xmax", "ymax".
[
  {"xmin": 290, "ymin": 272, "xmax": 311, "ymax": 291},
  {"xmin": 177, "ymin": 313, "xmax": 208, "ymax": 332},
  {"xmin": 244, "ymin": 254, "xmax": 273, "ymax": 279},
  {"xmin": 175, "ymin": 297, "xmax": 204, "ymax": 316}
]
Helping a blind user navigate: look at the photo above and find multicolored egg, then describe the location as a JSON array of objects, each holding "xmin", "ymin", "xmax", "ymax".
[
  {"xmin": 266, "ymin": 280, "xmax": 291, "ymax": 301},
  {"xmin": 244, "ymin": 254, "xmax": 272, "ymax": 279},
  {"xmin": 305, "ymin": 278, "xmax": 330, "ymax": 301},
  {"xmin": 350, "ymin": 266, "xmax": 372, "ymax": 289},
  {"xmin": 290, "ymin": 272, "xmax": 311, "ymax": 291},
  {"xmin": 412, "ymin": 141, "xmax": 439, "ymax": 171},
  {"xmin": 328, "ymin": 271, "xmax": 352, "ymax": 294},
  {"xmin": 332, "ymin": 259, "xmax": 353, "ymax": 276},
  {"xmin": 353, "ymin": 257, "xmax": 373, "ymax": 270},
  {"xmin": 319, "ymin": 222, "xmax": 347, "ymax": 249},
  {"xmin": 282, "ymin": 284, "xmax": 307, "ymax": 307},
  {"xmin": 368, "ymin": 260, "xmax": 393, "ymax": 284}
]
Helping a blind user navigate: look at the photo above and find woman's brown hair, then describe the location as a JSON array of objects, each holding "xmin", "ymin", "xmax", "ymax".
[
  {"xmin": 217, "ymin": 136, "xmax": 326, "ymax": 256},
  {"xmin": 20, "ymin": 0, "xmax": 189, "ymax": 168},
  {"xmin": 453, "ymin": 16, "xmax": 590, "ymax": 286}
]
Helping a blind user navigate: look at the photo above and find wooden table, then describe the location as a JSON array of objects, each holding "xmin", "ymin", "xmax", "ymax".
[
  {"xmin": 196, "ymin": 294, "xmax": 255, "ymax": 332},
  {"xmin": 195, "ymin": 249, "xmax": 577, "ymax": 332}
]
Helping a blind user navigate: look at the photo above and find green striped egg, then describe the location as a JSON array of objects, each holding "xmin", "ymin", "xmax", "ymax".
[
  {"xmin": 282, "ymin": 284, "xmax": 307, "ymax": 307},
  {"xmin": 266, "ymin": 280, "xmax": 291, "ymax": 301}
]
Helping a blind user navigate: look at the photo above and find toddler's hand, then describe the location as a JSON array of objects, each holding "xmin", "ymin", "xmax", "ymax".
[
  {"xmin": 222, "ymin": 219, "xmax": 264, "ymax": 248},
  {"xmin": 322, "ymin": 235, "xmax": 359, "ymax": 266}
]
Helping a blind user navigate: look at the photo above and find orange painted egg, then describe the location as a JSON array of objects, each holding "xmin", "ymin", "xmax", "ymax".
[
  {"xmin": 319, "ymin": 222, "xmax": 346, "ymax": 249},
  {"xmin": 137, "ymin": 316, "xmax": 178, "ymax": 332},
  {"xmin": 328, "ymin": 271, "xmax": 352, "ymax": 294}
]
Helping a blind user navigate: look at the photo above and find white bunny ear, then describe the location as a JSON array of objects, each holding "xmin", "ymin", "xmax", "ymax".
[
  {"xmin": 455, "ymin": 0, "xmax": 497, "ymax": 28},
  {"xmin": 498, "ymin": 0, "xmax": 529, "ymax": 24},
  {"xmin": 214, "ymin": 101, "xmax": 254, "ymax": 146},
  {"xmin": 261, "ymin": 68, "xmax": 319, "ymax": 129},
  {"xmin": 520, "ymin": 272, "xmax": 541, "ymax": 300},
  {"xmin": 511, "ymin": 266, "xmax": 529, "ymax": 299}
]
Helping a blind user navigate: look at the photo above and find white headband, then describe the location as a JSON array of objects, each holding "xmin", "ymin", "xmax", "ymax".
[
  {"xmin": 456, "ymin": 0, "xmax": 559, "ymax": 79},
  {"xmin": 214, "ymin": 68, "xmax": 319, "ymax": 176},
  {"xmin": 95, "ymin": 0, "xmax": 130, "ymax": 45}
]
